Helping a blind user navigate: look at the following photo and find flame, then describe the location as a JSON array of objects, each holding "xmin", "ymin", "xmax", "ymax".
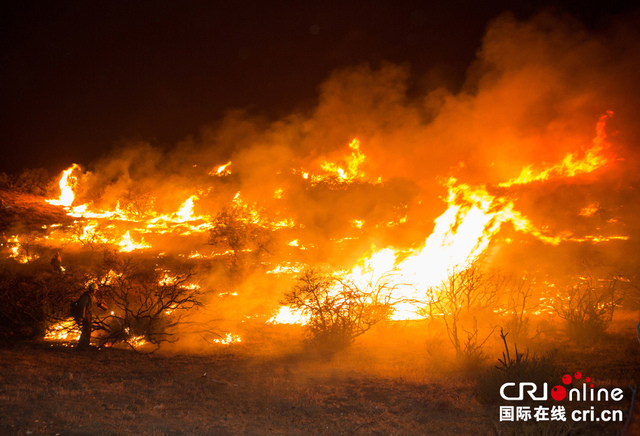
[
  {"xmin": 7, "ymin": 235, "xmax": 38, "ymax": 263},
  {"xmin": 231, "ymin": 192, "xmax": 296, "ymax": 230},
  {"xmin": 321, "ymin": 138, "xmax": 366, "ymax": 181},
  {"xmin": 210, "ymin": 161, "xmax": 232, "ymax": 176},
  {"xmin": 266, "ymin": 262, "xmax": 306, "ymax": 275},
  {"xmin": 118, "ymin": 231, "xmax": 150, "ymax": 252},
  {"xmin": 127, "ymin": 335, "xmax": 147, "ymax": 347},
  {"xmin": 35, "ymin": 113, "xmax": 627, "ymax": 330},
  {"xmin": 47, "ymin": 164, "xmax": 81, "ymax": 207},
  {"xmin": 212, "ymin": 333, "xmax": 242, "ymax": 345},
  {"xmin": 174, "ymin": 195, "xmax": 198, "ymax": 222},
  {"xmin": 44, "ymin": 319, "xmax": 81, "ymax": 341},
  {"xmin": 296, "ymin": 138, "xmax": 375, "ymax": 186},
  {"xmin": 351, "ymin": 219, "xmax": 365, "ymax": 229},
  {"xmin": 499, "ymin": 111, "xmax": 613, "ymax": 187},
  {"xmin": 272, "ymin": 113, "xmax": 624, "ymax": 323},
  {"xmin": 267, "ymin": 306, "xmax": 308, "ymax": 325}
]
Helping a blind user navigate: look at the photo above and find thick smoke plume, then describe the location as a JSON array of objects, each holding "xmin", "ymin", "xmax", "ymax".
[{"xmin": 51, "ymin": 11, "xmax": 640, "ymax": 347}]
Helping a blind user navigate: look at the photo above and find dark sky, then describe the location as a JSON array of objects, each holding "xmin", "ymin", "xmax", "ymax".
[{"xmin": 1, "ymin": 0, "xmax": 638, "ymax": 174}]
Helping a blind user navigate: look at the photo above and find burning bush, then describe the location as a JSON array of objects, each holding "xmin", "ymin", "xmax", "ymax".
[
  {"xmin": 207, "ymin": 204, "xmax": 276, "ymax": 277},
  {"xmin": 282, "ymin": 268, "xmax": 394, "ymax": 353},
  {"xmin": 552, "ymin": 276, "xmax": 620, "ymax": 343},
  {"xmin": 94, "ymin": 258, "xmax": 203, "ymax": 351}
]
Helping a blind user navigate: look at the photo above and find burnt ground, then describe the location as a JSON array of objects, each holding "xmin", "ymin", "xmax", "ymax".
[{"xmin": 0, "ymin": 321, "xmax": 639, "ymax": 436}]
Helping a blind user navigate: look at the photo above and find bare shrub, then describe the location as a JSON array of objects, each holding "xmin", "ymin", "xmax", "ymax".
[
  {"xmin": 94, "ymin": 258, "xmax": 203, "ymax": 351},
  {"xmin": 282, "ymin": 268, "xmax": 394, "ymax": 353},
  {"xmin": 501, "ymin": 276, "xmax": 538, "ymax": 343},
  {"xmin": 118, "ymin": 186, "xmax": 156, "ymax": 220},
  {"xmin": 424, "ymin": 261, "xmax": 498, "ymax": 362},
  {"xmin": 207, "ymin": 205, "xmax": 275, "ymax": 276},
  {"xmin": 552, "ymin": 276, "xmax": 620, "ymax": 343}
]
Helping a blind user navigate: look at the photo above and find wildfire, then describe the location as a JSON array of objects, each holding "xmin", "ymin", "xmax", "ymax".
[
  {"xmin": 126, "ymin": 334, "xmax": 147, "ymax": 348},
  {"xmin": 272, "ymin": 112, "xmax": 624, "ymax": 322},
  {"xmin": 351, "ymin": 219, "xmax": 365, "ymax": 229},
  {"xmin": 267, "ymin": 306, "xmax": 308, "ymax": 325},
  {"xmin": 211, "ymin": 161, "xmax": 232, "ymax": 176},
  {"xmin": 35, "ymin": 112, "xmax": 627, "ymax": 335},
  {"xmin": 579, "ymin": 204, "xmax": 599, "ymax": 217},
  {"xmin": 174, "ymin": 195, "xmax": 198, "ymax": 222},
  {"xmin": 499, "ymin": 111, "xmax": 613, "ymax": 187},
  {"xmin": 212, "ymin": 333, "xmax": 242, "ymax": 345},
  {"xmin": 266, "ymin": 262, "xmax": 306, "ymax": 275},
  {"xmin": 8, "ymin": 235, "xmax": 38, "ymax": 263},
  {"xmin": 46, "ymin": 163, "xmax": 81, "ymax": 207},
  {"xmin": 118, "ymin": 231, "xmax": 151, "ymax": 252},
  {"xmin": 44, "ymin": 319, "xmax": 81, "ymax": 341},
  {"xmin": 321, "ymin": 138, "xmax": 366, "ymax": 181},
  {"xmin": 295, "ymin": 138, "xmax": 377, "ymax": 186}
]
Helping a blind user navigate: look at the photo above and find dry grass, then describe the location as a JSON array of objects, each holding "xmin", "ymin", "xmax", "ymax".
[
  {"xmin": 0, "ymin": 339, "xmax": 490, "ymax": 436},
  {"xmin": 0, "ymin": 315, "xmax": 638, "ymax": 435}
]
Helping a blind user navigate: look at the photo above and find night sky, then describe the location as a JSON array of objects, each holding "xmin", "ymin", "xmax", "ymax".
[{"xmin": 1, "ymin": 0, "xmax": 638, "ymax": 174}]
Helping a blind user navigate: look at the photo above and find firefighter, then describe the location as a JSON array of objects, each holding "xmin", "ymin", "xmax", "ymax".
[
  {"xmin": 51, "ymin": 252, "xmax": 62, "ymax": 273},
  {"xmin": 76, "ymin": 283, "xmax": 101, "ymax": 349}
]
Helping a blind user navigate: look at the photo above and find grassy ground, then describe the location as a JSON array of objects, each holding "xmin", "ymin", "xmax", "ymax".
[
  {"xmin": 0, "ymin": 342, "xmax": 489, "ymax": 435},
  {"xmin": 0, "ymin": 317, "xmax": 638, "ymax": 436}
]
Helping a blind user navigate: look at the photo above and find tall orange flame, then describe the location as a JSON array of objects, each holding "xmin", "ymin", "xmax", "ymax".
[
  {"xmin": 499, "ymin": 111, "xmax": 613, "ymax": 187},
  {"xmin": 46, "ymin": 163, "xmax": 81, "ymax": 207}
]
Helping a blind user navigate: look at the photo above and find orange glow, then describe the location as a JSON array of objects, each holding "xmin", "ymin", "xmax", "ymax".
[
  {"xmin": 46, "ymin": 163, "xmax": 81, "ymax": 207},
  {"xmin": 212, "ymin": 333, "xmax": 242, "ymax": 345},
  {"xmin": 267, "ymin": 306, "xmax": 308, "ymax": 325},
  {"xmin": 210, "ymin": 161, "xmax": 232, "ymax": 176},
  {"xmin": 8, "ymin": 235, "xmax": 38, "ymax": 263},
  {"xmin": 174, "ymin": 195, "xmax": 198, "ymax": 222},
  {"xmin": 118, "ymin": 231, "xmax": 151, "ymax": 252},
  {"xmin": 320, "ymin": 138, "xmax": 365, "ymax": 181},
  {"xmin": 579, "ymin": 204, "xmax": 599, "ymax": 217},
  {"xmin": 44, "ymin": 319, "xmax": 81, "ymax": 341},
  {"xmin": 38, "ymin": 113, "xmax": 627, "ymax": 331},
  {"xmin": 273, "ymin": 113, "xmax": 625, "ymax": 323},
  {"xmin": 499, "ymin": 112, "xmax": 613, "ymax": 187},
  {"xmin": 296, "ymin": 138, "xmax": 377, "ymax": 186}
]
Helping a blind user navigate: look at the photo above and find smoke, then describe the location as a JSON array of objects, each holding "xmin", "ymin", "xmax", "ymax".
[{"xmin": 48, "ymin": 10, "xmax": 640, "ymax": 350}]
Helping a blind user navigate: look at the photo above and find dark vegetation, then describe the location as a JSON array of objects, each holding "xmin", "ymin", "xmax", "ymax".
[{"xmin": 0, "ymin": 168, "xmax": 52, "ymax": 197}]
